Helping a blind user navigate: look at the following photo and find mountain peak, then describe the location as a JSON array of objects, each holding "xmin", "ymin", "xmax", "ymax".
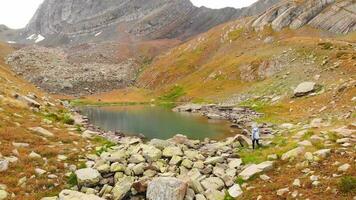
[{"xmin": 21, "ymin": 0, "xmax": 280, "ymax": 45}]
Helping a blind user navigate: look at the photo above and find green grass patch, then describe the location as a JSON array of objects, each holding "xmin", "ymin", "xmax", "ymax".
[
  {"xmin": 301, "ymin": 131, "xmax": 314, "ymax": 140},
  {"xmin": 338, "ymin": 176, "xmax": 356, "ymax": 193},
  {"xmin": 158, "ymin": 85, "xmax": 185, "ymax": 102},
  {"xmin": 43, "ymin": 111, "xmax": 74, "ymax": 125},
  {"xmin": 228, "ymin": 28, "xmax": 244, "ymax": 41},
  {"xmin": 93, "ymin": 136, "xmax": 117, "ymax": 156},
  {"xmin": 327, "ymin": 131, "xmax": 339, "ymax": 142},
  {"xmin": 312, "ymin": 141, "xmax": 325, "ymax": 149},
  {"xmin": 239, "ymin": 99, "xmax": 267, "ymax": 112},
  {"xmin": 237, "ymin": 134, "xmax": 298, "ymax": 165},
  {"xmin": 67, "ymin": 172, "xmax": 78, "ymax": 187},
  {"xmin": 78, "ymin": 162, "xmax": 87, "ymax": 169},
  {"xmin": 93, "ymin": 136, "xmax": 117, "ymax": 146},
  {"xmin": 318, "ymin": 42, "xmax": 333, "ymax": 50},
  {"xmin": 236, "ymin": 177, "xmax": 245, "ymax": 185}
]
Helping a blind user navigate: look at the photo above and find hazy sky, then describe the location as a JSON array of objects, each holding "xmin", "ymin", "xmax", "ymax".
[{"xmin": 0, "ymin": 0, "xmax": 258, "ymax": 29}]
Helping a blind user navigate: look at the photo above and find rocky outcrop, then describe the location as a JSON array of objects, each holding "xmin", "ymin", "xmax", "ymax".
[
  {"xmin": 251, "ymin": 0, "xmax": 356, "ymax": 34},
  {"xmin": 18, "ymin": 0, "xmax": 279, "ymax": 45}
]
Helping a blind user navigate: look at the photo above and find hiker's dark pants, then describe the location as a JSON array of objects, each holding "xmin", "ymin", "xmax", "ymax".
[{"xmin": 252, "ymin": 139, "xmax": 260, "ymax": 149}]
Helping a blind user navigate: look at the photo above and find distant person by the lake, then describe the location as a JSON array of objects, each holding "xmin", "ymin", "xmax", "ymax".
[{"xmin": 251, "ymin": 123, "xmax": 261, "ymax": 149}]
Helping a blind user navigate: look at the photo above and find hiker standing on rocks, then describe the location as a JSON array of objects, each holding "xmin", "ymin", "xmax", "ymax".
[{"xmin": 251, "ymin": 123, "xmax": 261, "ymax": 149}]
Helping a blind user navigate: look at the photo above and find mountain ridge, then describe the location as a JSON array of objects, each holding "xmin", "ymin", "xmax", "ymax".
[{"xmin": 3, "ymin": 0, "xmax": 280, "ymax": 46}]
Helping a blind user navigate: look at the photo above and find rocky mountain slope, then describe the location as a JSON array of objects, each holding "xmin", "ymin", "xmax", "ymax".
[
  {"xmin": 250, "ymin": 0, "xmax": 356, "ymax": 34},
  {"xmin": 2, "ymin": 0, "xmax": 281, "ymax": 96},
  {"xmin": 17, "ymin": 0, "xmax": 279, "ymax": 46}
]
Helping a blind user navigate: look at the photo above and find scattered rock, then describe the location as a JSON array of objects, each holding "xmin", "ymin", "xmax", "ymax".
[
  {"xmin": 338, "ymin": 164, "xmax": 350, "ymax": 172},
  {"xmin": 59, "ymin": 190, "xmax": 104, "ymax": 200},
  {"xmin": 276, "ymin": 187, "xmax": 289, "ymax": 196},
  {"xmin": 281, "ymin": 147, "xmax": 304, "ymax": 161},
  {"xmin": 293, "ymin": 82, "xmax": 317, "ymax": 97},
  {"xmin": 228, "ymin": 184, "xmax": 243, "ymax": 198},
  {"xmin": 29, "ymin": 151, "xmax": 42, "ymax": 159},
  {"xmin": 298, "ymin": 140, "xmax": 313, "ymax": 147},
  {"xmin": 0, "ymin": 160, "xmax": 9, "ymax": 172},
  {"xmin": 112, "ymin": 176, "xmax": 134, "ymax": 200},
  {"xmin": 238, "ymin": 164, "xmax": 262, "ymax": 181},
  {"xmin": 29, "ymin": 127, "xmax": 54, "ymax": 137},
  {"xmin": 313, "ymin": 149, "xmax": 331, "ymax": 158},
  {"xmin": 292, "ymin": 179, "xmax": 301, "ymax": 187}
]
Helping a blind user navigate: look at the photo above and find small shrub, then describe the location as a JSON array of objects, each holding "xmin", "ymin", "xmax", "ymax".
[
  {"xmin": 338, "ymin": 176, "xmax": 356, "ymax": 193},
  {"xmin": 236, "ymin": 177, "xmax": 245, "ymax": 185},
  {"xmin": 158, "ymin": 85, "xmax": 185, "ymax": 102},
  {"xmin": 228, "ymin": 28, "xmax": 244, "ymax": 41},
  {"xmin": 67, "ymin": 172, "xmax": 78, "ymax": 187},
  {"xmin": 318, "ymin": 42, "xmax": 333, "ymax": 50},
  {"xmin": 62, "ymin": 114, "xmax": 75, "ymax": 125},
  {"xmin": 327, "ymin": 132, "xmax": 339, "ymax": 142},
  {"xmin": 78, "ymin": 162, "xmax": 87, "ymax": 169}
]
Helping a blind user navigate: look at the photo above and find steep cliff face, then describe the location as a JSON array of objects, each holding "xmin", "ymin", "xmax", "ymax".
[
  {"xmin": 250, "ymin": 0, "xmax": 356, "ymax": 34},
  {"xmin": 21, "ymin": 0, "xmax": 280, "ymax": 45}
]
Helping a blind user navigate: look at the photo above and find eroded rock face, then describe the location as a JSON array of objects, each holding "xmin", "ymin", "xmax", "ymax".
[
  {"xmin": 20, "ymin": 0, "xmax": 279, "ymax": 45},
  {"xmin": 251, "ymin": 0, "xmax": 356, "ymax": 34}
]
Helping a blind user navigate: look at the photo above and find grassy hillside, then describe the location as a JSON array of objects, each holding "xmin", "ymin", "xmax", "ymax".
[
  {"xmin": 0, "ymin": 43, "xmax": 104, "ymax": 199},
  {"xmin": 133, "ymin": 17, "xmax": 355, "ymax": 122}
]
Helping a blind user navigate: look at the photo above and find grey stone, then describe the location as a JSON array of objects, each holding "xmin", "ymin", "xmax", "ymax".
[
  {"xmin": 313, "ymin": 149, "xmax": 331, "ymax": 158},
  {"xmin": 281, "ymin": 147, "xmax": 305, "ymax": 161},
  {"xmin": 228, "ymin": 184, "xmax": 243, "ymax": 198},
  {"xmin": 29, "ymin": 127, "xmax": 54, "ymax": 137},
  {"xmin": 112, "ymin": 176, "xmax": 134, "ymax": 200},
  {"xmin": 147, "ymin": 177, "xmax": 187, "ymax": 200},
  {"xmin": 238, "ymin": 164, "xmax": 262, "ymax": 180},
  {"xmin": 163, "ymin": 146, "xmax": 183, "ymax": 157},
  {"xmin": 293, "ymin": 82, "xmax": 317, "ymax": 97},
  {"xmin": 0, "ymin": 160, "xmax": 9, "ymax": 172},
  {"xmin": 0, "ymin": 190, "xmax": 8, "ymax": 200},
  {"xmin": 201, "ymin": 177, "xmax": 225, "ymax": 190},
  {"xmin": 75, "ymin": 168, "xmax": 101, "ymax": 187}
]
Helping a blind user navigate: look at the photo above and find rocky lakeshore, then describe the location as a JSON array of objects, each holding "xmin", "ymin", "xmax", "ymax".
[
  {"xmin": 38, "ymin": 103, "xmax": 355, "ymax": 200},
  {"xmin": 41, "ymin": 110, "xmax": 273, "ymax": 200}
]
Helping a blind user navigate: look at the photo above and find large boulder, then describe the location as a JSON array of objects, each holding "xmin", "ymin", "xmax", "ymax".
[
  {"xmin": 75, "ymin": 168, "xmax": 101, "ymax": 187},
  {"xmin": 238, "ymin": 164, "xmax": 262, "ymax": 181},
  {"xmin": 228, "ymin": 184, "xmax": 243, "ymax": 198},
  {"xmin": 59, "ymin": 190, "xmax": 104, "ymax": 200},
  {"xmin": 293, "ymin": 82, "xmax": 317, "ymax": 97},
  {"xmin": 281, "ymin": 147, "xmax": 305, "ymax": 161},
  {"xmin": 147, "ymin": 177, "xmax": 187, "ymax": 200}
]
